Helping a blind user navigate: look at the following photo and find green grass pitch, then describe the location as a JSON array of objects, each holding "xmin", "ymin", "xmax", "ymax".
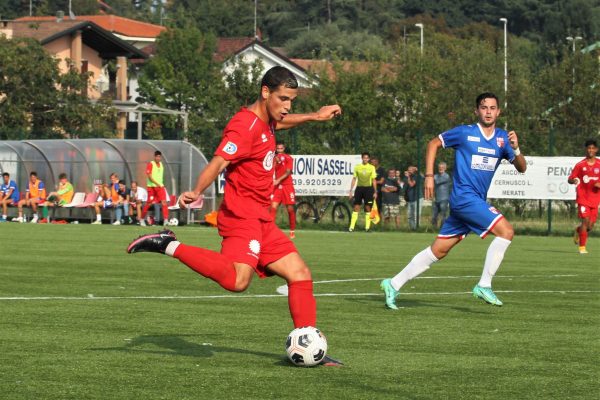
[{"xmin": 1, "ymin": 224, "xmax": 598, "ymax": 399}]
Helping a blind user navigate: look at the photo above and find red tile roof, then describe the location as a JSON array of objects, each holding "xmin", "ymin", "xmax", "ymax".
[
  {"xmin": 214, "ymin": 37, "xmax": 256, "ymax": 62},
  {"xmin": 15, "ymin": 15, "xmax": 166, "ymax": 38}
]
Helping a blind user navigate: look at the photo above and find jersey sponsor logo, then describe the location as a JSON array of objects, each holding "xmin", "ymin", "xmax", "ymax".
[
  {"xmin": 488, "ymin": 206, "xmax": 500, "ymax": 215},
  {"xmin": 249, "ymin": 239, "xmax": 261, "ymax": 255},
  {"xmin": 261, "ymin": 133, "xmax": 268, "ymax": 143},
  {"xmin": 595, "ymin": 168, "xmax": 599, "ymax": 174},
  {"xmin": 496, "ymin": 137, "xmax": 505, "ymax": 148},
  {"xmin": 222, "ymin": 141, "xmax": 238, "ymax": 155},
  {"xmin": 263, "ymin": 150, "xmax": 275, "ymax": 171},
  {"xmin": 471, "ymin": 155, "xmax": 497, "ymax": 171},
  {"xmin": 467, "ymin": 136, "xmax": 480, "ymax": 142},
  {"xmin": 477, "ymin": 146, "xmax": 496, "ymax": 155},
  {"xmin": 583, "ymin": 175, "xmax": 599, "ymax": 183}
]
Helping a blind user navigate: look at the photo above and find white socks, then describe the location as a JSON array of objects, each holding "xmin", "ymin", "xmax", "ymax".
[
  {"xmin": 165, "ymin": 241, "xmax": 181, "ymax": 257},
  {"xmin": 478, "ymin": 237, "xmax": 511, "ymax": 288},
  {"xmin": 96, "ymin": 214, "xmax": 102, "ymax": 221},
  {"xmin": 391, "ymin": 246, "xmax": 439, "ymax": 291}
]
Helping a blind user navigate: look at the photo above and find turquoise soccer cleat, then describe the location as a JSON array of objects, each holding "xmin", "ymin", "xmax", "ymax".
[
  {"xmin": 380, "ymin": 279, "xmax": 399, "ymax": 310},
  {"xmin": 472, "ymin": 284, "xmax": 503, "ymax": 306}
]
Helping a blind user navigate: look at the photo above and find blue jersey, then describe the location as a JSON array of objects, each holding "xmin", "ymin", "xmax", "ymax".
[
  {"xmin": 1, "ymin": 180, "xmax": 20, "ymax": 203},
  {"xmin": 439, "ymin": 124, "xmax": 515, "ymax": 208}
]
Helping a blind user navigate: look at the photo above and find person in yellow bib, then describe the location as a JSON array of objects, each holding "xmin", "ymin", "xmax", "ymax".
[
  {"xmin": 141, "ymin": 150, "xmax": 169, "ymax": 226},
  {"xmin": 348, "ymin": 152, "xmax": 377, "ymax": 232}
]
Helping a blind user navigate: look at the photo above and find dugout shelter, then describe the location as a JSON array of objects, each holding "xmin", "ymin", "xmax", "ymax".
[{"xmin": 0, "ymin": 139, "xmax": 214, "ymax": 222}]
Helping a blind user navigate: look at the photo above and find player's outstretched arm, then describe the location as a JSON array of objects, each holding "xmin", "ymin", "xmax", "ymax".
[
  {"xmin": 424, "ymin": 137, "xmax": 442, "ymax": 200},
  {"xmin": 179, "ymin": 156, "xmax": 230, "ymax": 207},
  {"xmin": 508, "ymin": 131, "xmax": 527, "ymax": 173},
  {"xmin": 276, "ymin": 105, "xmax": 342, "ymax": 130}
]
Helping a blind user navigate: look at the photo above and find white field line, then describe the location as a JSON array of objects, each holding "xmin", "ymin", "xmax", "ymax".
[
  {"xmin": 1, "ymin": 290, "xmax": 597, "ymax": 301},
  {"xmin": 313, "ymin": 274, "xmax": 577, "ymax": 284},
  {"xmin": 0, "ymin": 274, "xmax": 588, "ymax": 301}
]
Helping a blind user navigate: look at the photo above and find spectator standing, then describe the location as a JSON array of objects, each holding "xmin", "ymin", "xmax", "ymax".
[
  {"xmin": 141, "ymin": 150, "xmax": 169, "ymax": 226},
  {"xmin": 404, "ymin": 166, "xmax": 424, "ymax": 230},
  {"xmin": 382, "ymin": 169, "xmax": 401, "ymax": 229},
  {"xmin": 16, "ymin": 172, "xmax": 46, "ymax": 223},
  {"xmin": 371, "ymin": 157, "xmax": 386, "ymax": 214},
  {"xmin": 270, "ymin": 142, "xmax": 297, "ymax": 239},
  {"xmin": 432, "ymin": 162, "xmax": 451, "ymax": 228},
  {"xmin": 0, "ymin": 172, "xmax": 19, "ymax": 222},
  {"xmin": 348, "ymin": 152, "xmax": 377, "ymax": 232}
]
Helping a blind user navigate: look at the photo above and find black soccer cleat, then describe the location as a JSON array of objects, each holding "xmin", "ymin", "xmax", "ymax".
[
  {"xmin": 320, "ymin": 355, "xmax": 344, "ymax": 367},
  {"xmin": 127, "ymin": 230, "xmax": 177, "ymax": 254}
]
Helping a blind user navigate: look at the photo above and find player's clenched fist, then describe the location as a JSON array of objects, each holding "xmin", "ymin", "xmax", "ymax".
[{"xmin": 179, "ymin": 191, "xmax": 202, "ymax": 208}]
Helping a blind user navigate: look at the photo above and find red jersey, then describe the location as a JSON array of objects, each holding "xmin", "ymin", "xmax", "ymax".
[
  {"xmin": 569, "ymin": 158, "xmax": 600, "ymax": 207},
  {"xmin": 215, "ymin": 107, "xmax": 276, "ymax": 220},
  {"xmin": 274, "ymin": 153, "xmax": 294, "ymax": 186}
]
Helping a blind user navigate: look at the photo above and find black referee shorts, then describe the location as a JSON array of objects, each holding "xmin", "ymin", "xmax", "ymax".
[{"xmin": 353, "ymin": 186, "xmax": 374, "ymax": 207}]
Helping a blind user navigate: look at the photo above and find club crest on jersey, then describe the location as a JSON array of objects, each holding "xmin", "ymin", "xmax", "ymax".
[
  {"xmin": 263, "ymin": 150, "xmax": 275, "ymax": 171},
  {"xmin": 488, "ymin": 206, "xmax": 500, "ymax": 215},
  {"xmin": 496, "ymin": 137, "xmax": 505, "ymax": 148},
  {"xmin": 249, "ymin": 239, "xmax": 261, "ymax": 255},
  {"xmin": 595, "ymin": 168, "xmax": 599, "ymax": 174},
  {"xmin": 261, "ymin": 133, "xmax": 268, "ymax": 143},
  {"xmin": 222, "ymin": 141, "xmax": 238, "ymax": 155}
]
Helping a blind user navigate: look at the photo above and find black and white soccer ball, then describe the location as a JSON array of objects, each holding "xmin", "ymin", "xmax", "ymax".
[
  {"xmin": 285, "ymin": 326, "xmax": 328, "ymax": 367},
  {"xmin": 168, "ymin": 217, "xmax": 179, "ymax": 226}
]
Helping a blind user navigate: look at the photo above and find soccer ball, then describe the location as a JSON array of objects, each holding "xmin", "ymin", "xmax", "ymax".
[
  {"xmin": 168, "ymin": 217, "xmax": 179, "ymax": 226},
  {"xmin": 285, "ymin": 326, "xmax": 327, "ymax": 367}
]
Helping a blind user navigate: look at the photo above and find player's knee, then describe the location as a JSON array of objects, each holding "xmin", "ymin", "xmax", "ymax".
[
  {"xmin": 287, "ymin": 265, "xmax": 312, "ymax": 282},
  {"xmin": 233, "ymin": 276, "xmax": 252, "ymax": 292}
]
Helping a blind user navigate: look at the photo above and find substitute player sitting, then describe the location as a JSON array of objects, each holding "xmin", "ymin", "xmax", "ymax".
[
  {"xmin": 381, "ymin": 92, "xmax": 527, "ymax": 308},
  {"xmin": 127, "ymin": 66, "xmax": 343, "ymax": 366},
  {"xmin": 270, "ymin": 142, "xmax": 297, "ymax": 239},
  {"xmin": 568, "ymin": 139, "xmax": 600, "ymax": 254}
]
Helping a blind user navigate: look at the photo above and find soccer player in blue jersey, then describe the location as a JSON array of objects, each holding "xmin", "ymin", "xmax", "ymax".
[{"xmin": 381, "ymin": 92, "xmax": 527, "ymax": 308}]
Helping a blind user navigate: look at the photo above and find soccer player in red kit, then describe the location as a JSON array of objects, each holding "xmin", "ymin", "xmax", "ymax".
[
  {"xmin": 568, "ymin": 139, "xmax": 600, "ymax": 254},
  {"xmin": 140, "ymin": 150, "xmax": 169, "ymax": 226},
  {"xmin": 127, "ymin": 66, "xmax": 343, "ymax": 366},
  {"xmin": 271, "ymin": 142, "xmax": 297, "ymax": 238}
]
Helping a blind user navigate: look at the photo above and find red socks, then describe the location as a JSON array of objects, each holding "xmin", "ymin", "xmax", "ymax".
[
  {"xmin": 288, "ymin": 208, "xmax": 296, "ymax": 231},
  {"xmin": 579, "ymin": 227, "xmax": 588, "ymax": 247},
  {"xmin": 173, "ymin": 244, "xmax": 237, "ymax": 291},
  {"xmin": 288, "ymin": 280, "xmax": 316, "ymax": 328},
  {"xmin": 162, "ymin": 203, "xmax": 169, "ymax": 220},
  {"xmin": 173, "ymin": 245, "xmax": 316, "ymax": 328}
]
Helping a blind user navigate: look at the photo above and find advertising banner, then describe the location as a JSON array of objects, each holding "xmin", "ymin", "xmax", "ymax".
[
  {"xmin": 219, "ymin": 154, "xmax": 361, "ymax": 196},
  {"xmin": 488, "ymin": 156, "xmax": 580, "ymax": 200}
]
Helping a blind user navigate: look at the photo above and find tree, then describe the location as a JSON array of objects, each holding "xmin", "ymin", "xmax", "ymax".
[
  {"xmin": 0, "ymin": 36, "xmax": 115, "ymax": 139},
  {"xmin": 136, "ymin": 27, "xmax": 230, "ymax": 150}
]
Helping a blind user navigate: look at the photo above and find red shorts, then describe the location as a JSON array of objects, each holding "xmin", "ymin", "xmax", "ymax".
[
  {"xmin": 217, "ymin": 208, "xmax": 297, "ymax": 278},
  {"xmin": 272, "ymin": 184, "xmax": 296, "ymax": 205},
  {"xmin": 147, "ymin": 187, "xmax": 167, "ymax": 203},
  {"xmin": 577, "ymin": 204, "xmax": 598, "ymax": 223}
]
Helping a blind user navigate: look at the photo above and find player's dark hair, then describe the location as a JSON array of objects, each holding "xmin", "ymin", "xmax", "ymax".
[
  {"xmin": 276, "ymin": 141, "xmax": 286, "ymax": 146},
  {"xmin": 361, "ymin": 152, "xmax": 370, "ymax": 158},
  {"xmin": 118, "ymin": 179, "xmax": 126, "ymax": 185},
  {"xmin": 154, "ymin": 150, "xmax": 162, "ymax": 156},
  {"xmin": 2, "ymin": 172, "xmax": 9, "ymax": 178},
  {"xmin": 261, "ymin": 66, "xmax": 298, "ymax": 92},
  {"xmin": 30, "ymin": 171, "xmax": 37, "ymax": 177},
  {"xmin": 58, "ymin": 173, "xmax": 67, "ymax": 180},
  {"xmin": 475, "ymin": 92, "xmax": 499, "ymax": 108},
  {"xmin": 584, "ymin": 139, "xmax": 598, "ymax": 147}
]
